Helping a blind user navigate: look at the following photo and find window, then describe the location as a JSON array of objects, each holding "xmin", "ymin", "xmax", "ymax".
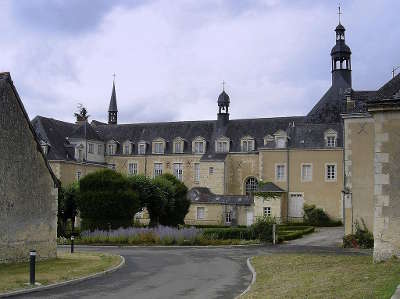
[
  {"xmin": 128, "ymin": 162, "xmax": 138, "ymax": 176},
  {"xmin": 326, "ymin": 164, "xmax": 337, "ymax": 181},
  {"xmin": 225, "ymin": 212, "xmax": 232, "ymax": 223},
  {"xmin": 138, "ymin": 143, "xmax": 146, "ymax": 155},
  {"xmin": 245, "ymin": 177, "xmax": 258, "ymax": 195},
  {"xmin": 301, "ymin": 164, "xmax": 312, "ymax": 182},
  {"xmin": 194, "ymin": 141, "xmax": 204, "ymax": 154},
  {"xmin": 88, "ymin": 143, "xmax": 94, "ymax": 154},
  {"xmin": 76, "ymin": 171, "xmax": 81, "ymax": 181},
  {"xmin": 107, "ymin": 144, "xmax": 115, "ymax": 155},
  {"xmin": 194, "ymin": 163, "xmax": 200, "ymax": 183},
  {"xmin": 209, "ymin": 167, "xmax": 214, "ymax": 175},
  {"xmin": 173, "ymin": 163, "xmax": 183, "ymax": 181},
  {"xmin": 174, "ymin": 139, "xmax": 184, "ymax": 153},
  {"xmin": 197, "ymin": 207, "xmax": 205, "ymax": 220},
  {"xmin": 275, "ymin": 137, "xmax": 286, "ymax": 148},
  {"xmin": 154, "ymin": 163, "xmax": 163, "ymax": 177},
  {"xmin": 276, "ymin": 164, "xmax": 286, "ymax": 181},
  {"xmin": 123, "ymin": 143, "xmax": 132, "ymax": 155},
  {"xmin": 216, "ymin": 141, "xmax": 228, "ymax": 152},
  {"xmin": 97, "ymin": 144, "xmax": 103, "ymax": 155},
  {"xmin": 263, "ymin": 207, "xmax": 271, "ymax": 217},
  {"xmin": 326, "ymin": 136, "xmax": 336, "ymax": 147},
  {"xmin": 154, "ymin": 142, "xmax": 164, "ymax": 154},
  {"xmin": 241, "ymin": 137, "xmax": 254, "ymax": 152},
  {"xmin": 41, "ymin": 145, "xmax": 48, "ymax": 155}
]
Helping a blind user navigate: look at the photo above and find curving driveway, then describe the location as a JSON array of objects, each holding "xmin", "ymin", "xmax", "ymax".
[{"xmin": 15, "ymin": 228, "xmax": 364, "ymax": 299}]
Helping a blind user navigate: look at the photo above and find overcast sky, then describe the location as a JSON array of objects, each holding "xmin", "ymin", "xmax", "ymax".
[{"xmin": 0, "ymin": 0, "xmax": 399, "ymax": 124}]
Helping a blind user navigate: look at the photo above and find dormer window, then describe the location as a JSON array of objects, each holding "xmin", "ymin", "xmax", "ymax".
[
  {"xmin": 324, "ymin": 129, "xmax": 337, "ymax": 148},
  {"xmin": 215, "ymin": 137, "xmax": 230, "ymax": 153},
  {"xmin": 152, "ymin": 138, "xmax": 165, "ymax": 154},
  {"xmin": 106, "ymin": 140, "xmax": 118, "ymax": 155},
  {"xmin": 75, "ymin": 144, "xmax": 85, "ymax": 161},
  {"xmin": 173, "ymin": 137, "xmax": 185, "ymax": 154},
  {"xmin": 138, "ymin": 142, "xmax": 146, "ymax": 155},
  {"xmin": 192, "ymin": 137, "xmax": 206, "ymax": 154},
  {"xmin": 263, "ymin": 135, "xmax": 274, "ymax": 146},
  {"xmin": 123, "ymin": 141, "xmax": 133, "ymax": 155},
  {"xmin": 40, "ymin": 140, "xmax": 49, "ymax": 155},
  {"xmin": 241, "ymin": 136, "xmax": 254, "ymax": 152},
  {"xmin": 274, "ymin": 130, "xmax": 287, "ymax": 149}
]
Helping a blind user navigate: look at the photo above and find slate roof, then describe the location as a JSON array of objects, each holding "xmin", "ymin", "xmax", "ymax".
[
  {"xmin": 187, "ymin": 187, "xmax": 252, "ymax": 205},
  {"xmin": 218, "ymin": 90, "xmax": 230, "ymax": 107},
  {"xmin": 70, "ymin": 122, "xmax": 102, "ymax": 141},
  {"xmin": 258, "ymin": 182, "xmax": 285, "ymax": 193},
  {"xmin": 371, "ymin": 73, "xmax": 400, "ymax": 101},
  {"xmin": 0, "ymin": 73, "xmax": 59, "ymax": 186}
]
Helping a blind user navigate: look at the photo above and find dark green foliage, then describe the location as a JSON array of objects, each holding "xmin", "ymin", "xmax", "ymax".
[
  {"xmin": 278, "ymin": 226, "xmax": 315, "ymax": 242},
  {"xmin": 303, "ymin": 204, "xmax": 342, "ymax": 227},
  {"xmin": 153, "ymin": 174, "xmax": 190, "ymax": 227},
  {"xmin": 343, "ymin": 219, "xmax": 374, "ymax": 249},
  {"xmin": 203, "ymin": 227, "xmax": 255, "ymax": 240},
  {"xmin": 251, "ymin": 216, "xmax": 276, "ymax": 242},
  {"xmin": 77, "ymin": 169, "xmax": 140, "ymax": 230},
  {"xmin": 128, "ymin": 175, "xmax": 164, "ymax": 227},
  {"xmin": 57, "ymin": 183, "xmax": 79, "ymax": 237}
]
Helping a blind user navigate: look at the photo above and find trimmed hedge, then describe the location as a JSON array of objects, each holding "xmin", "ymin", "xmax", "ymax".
[
  {"xmin": 278, "ymin": 226, "xmax": 315, "ymax": 241},
  {"xmin": 203, "ymin": 227, "xmax": 255, "ymax": 240}
]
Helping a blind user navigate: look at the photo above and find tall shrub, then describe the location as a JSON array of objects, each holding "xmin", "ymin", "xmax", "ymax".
[
  {"xmin": 78, "ymin": 169, "xmax": 140, "ymax": 230},
  {"xmin": 128, "ymin": 175, "xmax": 165, "ymax": 227},
  {"xmin": 153, "ymin": 174, "xmax": 190, "ymax": 227},
  {"xmin": 57, "ymin": 183, "xmax": 79, "ymax": 237}
]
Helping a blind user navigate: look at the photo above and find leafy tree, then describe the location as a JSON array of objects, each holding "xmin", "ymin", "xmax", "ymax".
[
  {"xmin": 127, "ymin": 175, "xmax": 165, "ymax": 227},
  {"xmin": 153, "ymin": 174, "xmax": 190, "ymax": 227},
  {"xmin": 77, "ymin": 169, "xmax": 140, "ymax": 230},
  {"xmin": 57, "ymin": 183, "xmax": 79, "ymax": 237},
  {"xmin": 74, "ymin": 104, "xmax": 90, "ymax": 121}
]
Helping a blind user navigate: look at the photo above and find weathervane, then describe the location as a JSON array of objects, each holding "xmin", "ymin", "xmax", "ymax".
[{"xmin": 222, "ymin": 80, "xmax": 226, "ymax": 91}]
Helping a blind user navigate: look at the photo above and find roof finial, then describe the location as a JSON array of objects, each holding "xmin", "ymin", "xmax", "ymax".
[
  {"xmin": 338, "ymin": 4, "xmax": 342, "ymax": 24},
  {"xmin": 112, "ymin": 73, "xmax": 116, "ymax": 83},
  {"xmin": 222, "ymin": 80, "xmax": 226, "ymax": 91}
]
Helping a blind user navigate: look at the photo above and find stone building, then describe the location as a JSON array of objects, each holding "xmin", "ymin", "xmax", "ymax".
[
  {"xmin": 343, "ymin": 74, "xmax": 400, "ymax": 261},
  {"xmin": 32, "ymin": 20, "xmax": 362, "ymax": 226},
  {"xmin": 0, "ymin": 73, "xmax": 59, "ymax": 263}
]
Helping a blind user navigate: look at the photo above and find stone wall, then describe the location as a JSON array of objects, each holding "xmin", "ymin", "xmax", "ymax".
[
  {"xmin": 0, "ymin": 73, "xmax": 58, "ymax": 263},
  {"xmin": 371, "ymin": 110, "xmax": 400, "ymax": 261}
]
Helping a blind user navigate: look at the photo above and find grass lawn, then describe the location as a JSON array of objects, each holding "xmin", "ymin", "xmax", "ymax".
[
  {"xmin": 243, "ymin": 254, "xmax": 400, "ymax": 299},
  {"xmin": 0, "ymin": 252, "xmax": 121, "ymax": 294}
]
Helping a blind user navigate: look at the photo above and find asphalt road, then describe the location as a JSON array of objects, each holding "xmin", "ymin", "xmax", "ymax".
[{"xmin": 15, "ymin": 228, "xmax": 367, "ymax": 299}]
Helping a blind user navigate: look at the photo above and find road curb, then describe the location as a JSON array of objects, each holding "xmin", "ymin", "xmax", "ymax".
[
  {"xmin": 235, "ymin": 257, "xmax": 256, "ymax": 298},
  {"xmin": 59, "ymin": 244, "xmax": 265, "ymax": 249},
  {"xmin": 392, "ymin": 284, "xmax": 400, "ymax": 299},
  {"xmin": 0, "ymin": 254, "xmax": 125, "ymax": 298}
]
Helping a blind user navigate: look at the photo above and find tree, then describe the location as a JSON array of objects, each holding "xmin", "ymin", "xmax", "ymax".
[
  {"xmin": 153, "ymin": 174, "xmax": 190, "ymax": 227},
  {"xmin": 77, "ymin": 169, "xmax": 140, "ymax": 230},
  {"xmin": 74, "ymin": 104, "xmax": 90, "ymax": 121},
  {"xmin": 127, "ymin": 175, "xmax": 165, "ymax": 227},
  {"xmin": 57, "ymin": 183, "xmax": 79, "ymax": 237}
]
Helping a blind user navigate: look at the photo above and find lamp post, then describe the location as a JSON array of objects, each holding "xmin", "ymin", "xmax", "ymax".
[{"xmin": 70, "ymin": 236, "xmax": 75, "ymax": 254}]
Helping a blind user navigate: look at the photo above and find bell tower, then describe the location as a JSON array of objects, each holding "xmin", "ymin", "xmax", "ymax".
[
  {"xmin": 331, "ymin": 6, "xmax": 352, "ymax": 88},
  {"xmin": 217, "ymin": 81, "xmax": 230, "ymax": 127}
]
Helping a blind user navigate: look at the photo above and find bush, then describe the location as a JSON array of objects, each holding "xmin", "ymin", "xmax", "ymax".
[
  {"xmin": 343, "ymin": 220, "xmax": 374, "ymax": 249},
  {"xmin": 57, "ymin": 183, "xmax": 79, "ymax": 237},
  {"xmin": 278, "ymin": 226, "xmax": 315, "ymax": 241},
  {"xmin": 303, "ymin": 204, "xmax": 342, "ymax": 227},
  {"xmin": 202, "ymin": 227, "xmax": 255, "ymax": 240},
  {"xmin": 77, "ymin": 169, "xmax": 141, "ymax": 230},
  {"xmin": 251, "ymin": 216, "xmax": 276, "ymax": 242},
  {"xmin": 153, "ymin": 174, "xmax": 190, "ymax": 227}
]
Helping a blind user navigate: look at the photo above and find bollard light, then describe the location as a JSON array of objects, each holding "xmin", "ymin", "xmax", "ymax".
[
  {"xmin": 29, "ymin": 250, "xmax": 36, "ymax": 285},
  {"xmin": 272, "ymin": 224, "xmax": 276, "ymax": 245},
  {"xmin": 71, "ymin": 236, "xmax": 75, "ymax": 254}
]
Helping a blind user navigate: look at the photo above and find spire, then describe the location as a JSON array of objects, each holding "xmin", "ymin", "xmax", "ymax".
[{"xmin": 108, "ymin": 76, "xmax": 118, "ymax": 124}]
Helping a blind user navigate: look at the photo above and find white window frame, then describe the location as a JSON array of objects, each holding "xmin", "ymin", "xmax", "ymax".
[
  {"xmin": 128, "ymin": 162, "xmax": 138, "ymax": 176},
  {"xmin": 192, "ymin": 137, "xmax": 206, "ymax": 154},
  {"xmin": 275, "ymin": 163, "xmax": 286, "ymax": 182},
  {"xmin": 173, "ymin": 163, "xmax": 183, "ymax": 181},
  {"xmin": 241, "ymin": 136, "xmax": 255, "ymax": 152},
  {"xmin": 225, "ymin": 211, "xmax": 232, "ymax": 224},
  {"xmin": 107, "ymin": 143, "xmax": 116, "ymax": 155},
  {"xmin": 154, "ymin": 162, "xmax": 163, "ymax": 178},
  {"xmin": 173, "ymin": 138, "xmax": 184, "ymax": 154},
  {"xmin": 215, "ymin": 137, "xmax": 230, "ymax": 153},
  {"xmin": 197, "ymin": 207, "xmax": 205, "ymax": 220},
  {"xmin": 88, "ymin": 143, "xmax": 94, "ymax": 154},
  {"xmin": 325, "ymin": 163, "xmax": 337, "ymax": 182},
  {"xmin": 263, "ymin": 207, "xmax": 271, "ymax": 217},
  {"xmin": 194, "ymin": 163, "xmax": 200, "ymax": 183},
  {"xmin": 301, "ymin": 163, "xmax": 313, "ymax": 182},
  {"xmin": 97, "ymin": 144, "xmax": 103, "ymax": 155},
  {"xmin": 123, "ymin": 142, "xmax": 132, "ymax": 155},
  {"xmin": 324, "ymin": 129, "xmax": 338, "ymax": 148},
  {"xmin": 138, "ymin": 142, "xmax": 146, "ymax": 155}
]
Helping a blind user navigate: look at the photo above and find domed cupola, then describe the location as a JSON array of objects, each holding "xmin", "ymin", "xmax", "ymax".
[
  {"xmin": 330, "ymin": 7, "xmax": 352, "ymax": 88},
  {"xmin": 217, "ymin": 83, "xmax": 230, "ymax": 126}
]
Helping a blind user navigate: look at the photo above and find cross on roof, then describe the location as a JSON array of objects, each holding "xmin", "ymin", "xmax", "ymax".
[
  {"xmin": 222, "ymin": 80, "xmax": 226, "ymax": 91},
  {"xmin": 338, "ymin": 4, "xmax": 342, "ymax": 23},
  {"xmin": 112, "ymin": 73, "xmax": 116, "ymax": 82}
]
